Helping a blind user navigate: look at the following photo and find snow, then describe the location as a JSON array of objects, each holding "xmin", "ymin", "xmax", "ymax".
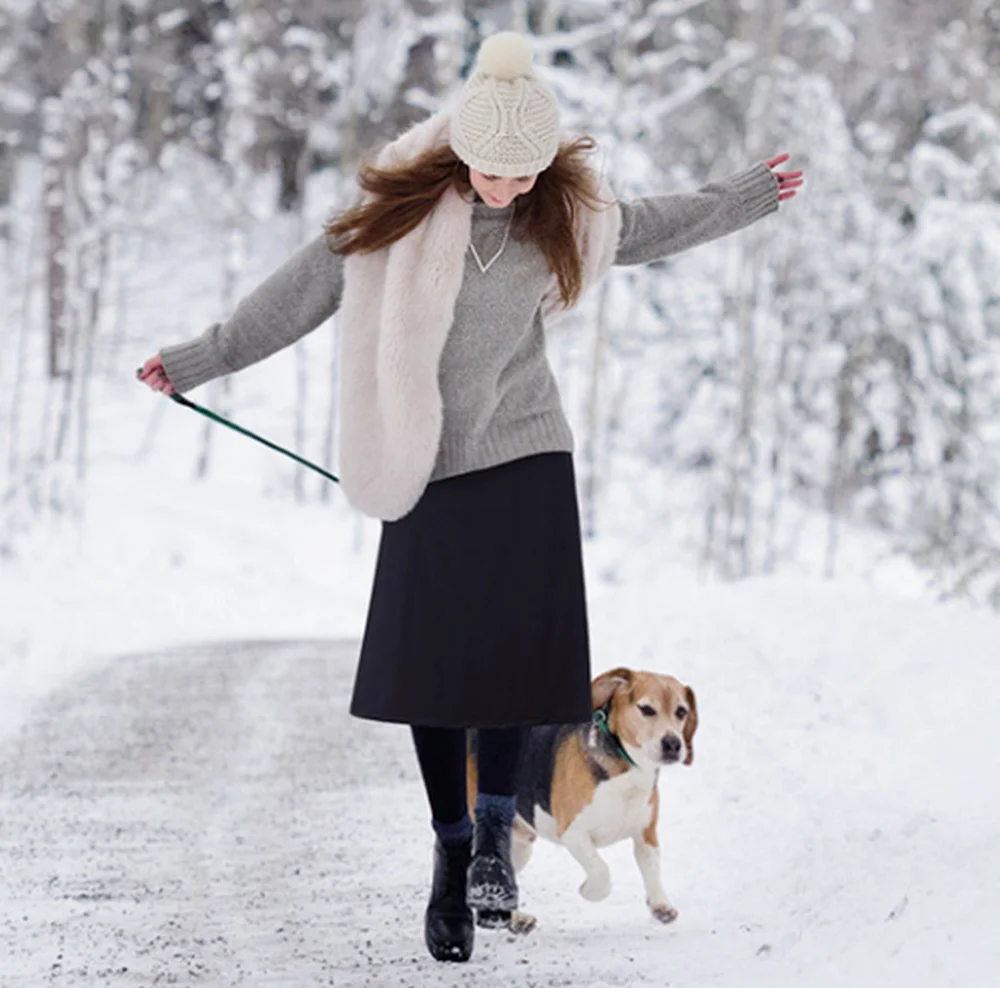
[
  {"xmin": 3, "ymin": 334, "xmax": 999, "ymax": 984},
  {"xmin": 3, "ymin": 486, "xmax": 999, "ymax": 984}
]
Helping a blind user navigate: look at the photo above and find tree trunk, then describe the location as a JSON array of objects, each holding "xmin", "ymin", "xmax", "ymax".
[
  {"xmin": 294, "ymin": 337, "xmax": 309, "ymax": 503},
  {"xmin": 537, "ymin": 0, "xmax": 563, "ymax": 38},
  {"xmin": 716, "ymin": 0, "xmax": 788, "ymax": 578},
  {"xmin": 762, "ymin": 327, "xmax": 791, "ymax": 575},
  {"xmin": 198, "ymin": 3, "xmax": 252, "ymax": 484},
  {"xmin": 826, "ymin": 352, "xmax": 857, "ymax": 580},
  {"xmin": 76, "ymin": 204, "xmax": 110, "ymax": 486},
  {"xmin": 320, "ymin": 318, "xmax": 339, "ymax": 504},
  {"xmin": 278, "ymin": 133, "xmax": 308, "ymax": 213},
  {"xmin": 581, "ymin": 279, "xmax": 613, "ymax": 539},
  {"xmin": 4, "ymin": 214, "xmax": 42, "ymax": 483},
  {"xmin": 43, "ymin": 99, "xmax": 70, "ymax": 380},
  {"xmin": 722, "ymin": 258, "xmax": 760, "ymax": 579},
  {"xmin": 0, "ymin": 141, "xmax": 14, "ymax": 241}
]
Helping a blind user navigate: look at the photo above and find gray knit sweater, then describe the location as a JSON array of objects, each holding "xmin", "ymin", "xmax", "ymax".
[{"xmin": 160, "ymin": 162, "xmax": 778, "ymax": 482}]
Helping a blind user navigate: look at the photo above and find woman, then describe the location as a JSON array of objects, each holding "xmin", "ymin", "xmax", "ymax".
[{"xmin": 139, "ymin": 31, "xmax": 802, "ymax": 963}]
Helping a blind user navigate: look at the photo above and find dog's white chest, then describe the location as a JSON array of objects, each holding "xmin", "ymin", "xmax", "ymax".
[{"xmin": 534, "ymin": 771, "xmax": 656, "ymax": 849}]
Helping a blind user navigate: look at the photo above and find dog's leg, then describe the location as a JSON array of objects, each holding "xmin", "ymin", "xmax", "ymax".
[
  {"xmin": 632, "ymin": 832, "xmax": 677, "ymax": 923},
  {"xmin": 511, "ymin": 819, "xmax": 535, "ymax": 873},
  {"xmin": 561, "ymin": 827, "xmax": 612, "ymax": 902},
  {"xmin": 506, "ymin": 819, "xmax": 538, "ymax": 933},
  {"xmin": 506, "ymin": 910, "xmax": 537, "ymax": 934}
]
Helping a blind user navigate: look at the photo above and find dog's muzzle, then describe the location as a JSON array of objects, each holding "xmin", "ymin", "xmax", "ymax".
[{"xmin": 660, "ymin": 734, "xmax": 682, "ymax": 763}]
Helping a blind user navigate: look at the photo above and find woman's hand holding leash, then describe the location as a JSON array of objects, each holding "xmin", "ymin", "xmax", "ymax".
[
  {"xmin": 766, "ymin": 153, "xmax": 804, "ymax": 202},
  {"xmin": 133, "ymin": 352, "xmax": 341, "ymax": 484},
  {"xmin": 136, "ymin": 354, "xmax": 176, "ymax": 395}
]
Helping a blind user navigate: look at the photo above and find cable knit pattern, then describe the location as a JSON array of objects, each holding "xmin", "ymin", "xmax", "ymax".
[
  {"xmin": 159, "ymin": 124, "xmax": 779, "ymax": 520},
  {"xmin": 449, "ymin": 33, "xmax": 560, "ymax": 177}
]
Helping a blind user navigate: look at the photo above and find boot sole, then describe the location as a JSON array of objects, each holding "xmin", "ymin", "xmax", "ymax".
[
  {"xmin": 466, "ymin": 881, "xmax": 518, "ymax": 911},
  {"xmin": 476, "ymin": 908, "xmax": 511, "ymax": 929}
]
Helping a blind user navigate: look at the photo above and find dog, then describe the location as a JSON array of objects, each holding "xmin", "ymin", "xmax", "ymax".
[{"xmin": 467, "ymin": 666, "xmax": 698, "ymax": 933}]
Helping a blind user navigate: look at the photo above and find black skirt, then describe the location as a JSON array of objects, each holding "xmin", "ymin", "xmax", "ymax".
[{"xmin": 350, "ymin": 452, "xmax": 593, "ymax": 729}]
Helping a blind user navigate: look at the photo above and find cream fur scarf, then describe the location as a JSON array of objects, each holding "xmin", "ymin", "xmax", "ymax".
[{"xmin": 338, "ymin": 111, "xmax": 622, "ymax": 521}]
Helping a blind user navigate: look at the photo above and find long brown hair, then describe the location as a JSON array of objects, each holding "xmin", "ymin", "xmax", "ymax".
[{"xmin": 325, "ymin": 136, "xmax": 610, "ymax": 309}]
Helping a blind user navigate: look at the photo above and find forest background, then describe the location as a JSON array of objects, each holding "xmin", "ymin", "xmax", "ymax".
[{"xmin": 2, "ymin": 0, "xmax": 1000, "ymax": 606}]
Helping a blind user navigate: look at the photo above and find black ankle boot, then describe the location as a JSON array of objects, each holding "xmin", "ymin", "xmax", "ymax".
[
  {"xmin": 425, "ymin": 837, "xmax": 474, "ymax": 963},
  {"xmin": 466, "ymin": 814, "xmax": 518, "ymax": 911}
]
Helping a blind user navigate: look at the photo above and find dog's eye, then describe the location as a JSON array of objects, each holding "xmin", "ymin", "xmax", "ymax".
[
  {"xmin": 639, "ymin": 704, "xmax": 657, "ymax": 717},
  {"xmin": 676, "ymin": 706, "xmax": 688, "ymax": 719}
]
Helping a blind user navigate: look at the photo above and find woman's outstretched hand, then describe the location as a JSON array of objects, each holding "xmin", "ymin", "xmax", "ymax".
[
  {"xmin": 137, "ymin": 354, "xmax": 176, "ymax": 395},
  {"xmin": 766, "ymin": 153, "xmax": 804, "ymax": 203}
]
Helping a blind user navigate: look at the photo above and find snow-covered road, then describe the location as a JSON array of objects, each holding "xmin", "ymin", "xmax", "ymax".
[
  {"xmin": 2, "ymin": 640, "xmax": 679, "ymax": 987},
  {"xmin": 1, "ymin": 640, "xmax": 445, "ymax": 986},
  {"xmin": 2, "ymin": 630, "xmax": 998, "ymax": 988}
]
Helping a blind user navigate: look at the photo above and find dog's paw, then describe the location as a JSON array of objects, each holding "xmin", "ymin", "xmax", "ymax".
[
  {"xmin": 579, "ymin": 867, "xmax": 612, "ymax": 902},
  {"xmin": 650, "ymin": 902, "xmax": 678, "ymax": 924},
  {"xmin": 507, "ymin": 910, "xmax": 537, "ymax": 935}
]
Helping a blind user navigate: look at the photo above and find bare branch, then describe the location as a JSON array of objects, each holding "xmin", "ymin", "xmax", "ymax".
[
  {"xmin": 621, "ymin": 41, "xmax": 756, "ymax": 128},
  {"xmin": 626, "ymin": 0, "xmax": 714, "ymax": 44},
  {"xmin": 531, "ymin": 15, "xmax": 629, "ymax": 56}
]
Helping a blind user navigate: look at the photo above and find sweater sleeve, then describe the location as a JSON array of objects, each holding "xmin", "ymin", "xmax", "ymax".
[
  {"xmin": 614, "ymin": 161, "xmax": 779, "ymax": 267},
  {"xmin": 159, "ymin": 233, "xmax": 345, "ymax": 394}
]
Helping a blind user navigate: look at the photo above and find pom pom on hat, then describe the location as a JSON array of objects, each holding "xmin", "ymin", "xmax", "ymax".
[
  {"xmin": 475, "ymin": 31, "xmax": 534, "ymax": 79},
  {"xmin": 450, "ymin": 32, "xmax": 560, "ymax": 178}
]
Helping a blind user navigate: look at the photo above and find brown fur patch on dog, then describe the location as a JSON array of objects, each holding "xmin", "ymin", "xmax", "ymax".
[
  {"xmin": 682, "ymin": 685, "xmax": 699, "ymax": 765},
  {"xmin": 551, "ymin": 733, "xmax": 598, "ymax": 837},
  {"xmin": 591, "ymin": 667, "xmax": 635, "ymax": 710},
  {"xmin": 642, "ymin": 786, "xmax": 660, "ymax": 847}
]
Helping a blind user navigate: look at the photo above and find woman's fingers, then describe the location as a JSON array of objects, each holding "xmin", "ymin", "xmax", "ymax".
[
  {"xmin": 137, "ymin": 354, "xmax": 162, "ymax": 379},
  {"xmin": 153, "ymin": 372, "xmax": 175, "ymax": 394},
  {"xmin": 136, "ymin": 354, "xmax": 176, "ymax": 394},
  {"xmin": 771, "ymin": 158, "xmax": 805, "ymax": 206},
  {"xmin": 766, "ymin": 156, "xmax": 805, "ymax": 206}
]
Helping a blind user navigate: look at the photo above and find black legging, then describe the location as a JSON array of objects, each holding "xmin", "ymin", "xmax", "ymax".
[{"xmin": 411, "ymin": 726, "xmax": 527, "ymax": 825}]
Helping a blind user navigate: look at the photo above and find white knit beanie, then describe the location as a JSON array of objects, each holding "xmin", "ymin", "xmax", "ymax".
[{"xmin": 449, "ymin": 32, "xmax": 560, "ymax": 178}]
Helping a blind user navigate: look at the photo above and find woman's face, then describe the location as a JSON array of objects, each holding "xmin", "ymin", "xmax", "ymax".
[{"xmin": 469, "ymin": 169, "xmax": 538, "ymax": 208}]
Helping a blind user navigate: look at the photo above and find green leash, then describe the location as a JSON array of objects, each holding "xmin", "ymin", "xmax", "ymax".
[
  {"xmin": 593, "ymin": 702, "xmax": 639, "ymax": 767},
  {"xmin": 139, "ymin": 373, "xmax": 340, "ymax": 485}
]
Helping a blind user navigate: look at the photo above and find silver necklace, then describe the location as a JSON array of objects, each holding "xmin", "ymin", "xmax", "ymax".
[{"xmin": 468, "ymin": 209, "xmax": 515, "ymax": 274}]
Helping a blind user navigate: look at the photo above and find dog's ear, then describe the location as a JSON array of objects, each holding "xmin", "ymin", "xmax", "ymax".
[
  {"xmin": 591, "ymin": 667, "xmax": 634, "ymax": 711},
  {"xmin": 682, "ymin": 685, "xmax": 698, "ymax": 766}
]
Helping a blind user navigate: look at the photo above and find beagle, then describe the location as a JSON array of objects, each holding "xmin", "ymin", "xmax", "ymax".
[{"xmin": 468, "ymin": 667, "xmax": 698, "ymax": 933}]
